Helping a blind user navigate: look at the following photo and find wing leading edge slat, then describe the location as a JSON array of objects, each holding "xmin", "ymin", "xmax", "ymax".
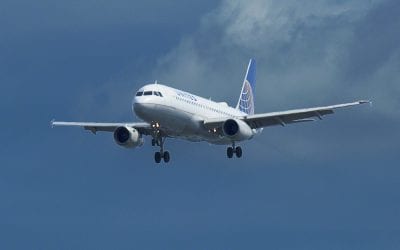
[{"xmin": 51, "ymin": 121, "xmax": 152, "ymax": 135}]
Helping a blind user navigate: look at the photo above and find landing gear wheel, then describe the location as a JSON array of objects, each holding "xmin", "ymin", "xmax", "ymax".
[
  {"xmin": 163, "ymin": 151, "xmax": 170, "ymax": 163},
  {"xmin": 235, "ymin": 146, "xmax": 242, "ymax": 158},
  {"xmin": 153, "ymin": 136, "xmax": 171, "ymax": 163},
  {"xmin": 227, "ymin": 147, "xmax": 234, "ymax": 158},
  {"xmin": 154, "ymin": 152, "xmax": 161, "ymax": 163}
]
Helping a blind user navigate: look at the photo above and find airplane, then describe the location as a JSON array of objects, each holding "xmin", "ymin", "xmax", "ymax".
[{"xmin": 51, "ymin": 59, "xmax": 370, "ymax": 163}]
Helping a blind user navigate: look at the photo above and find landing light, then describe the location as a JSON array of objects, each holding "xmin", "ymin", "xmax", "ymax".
[
  {"xmin": 208, "ymin": 128, "xmax": 217, "ymax": 133},
  {"xmin": 152, "ymin": 122, "xmax": 160, "ymax": 128}
]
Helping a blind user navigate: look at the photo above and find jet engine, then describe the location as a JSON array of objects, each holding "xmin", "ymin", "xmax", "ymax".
[
  {"xmin": 222, "ymin": 118, "xmax": 254, "ymax": 141},
  {"xmin": 113, "ymin": 126, "xmax": 144, "ymax": 148}
]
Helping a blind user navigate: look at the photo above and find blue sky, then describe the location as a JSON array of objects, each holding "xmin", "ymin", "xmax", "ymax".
[{"xmin": 1, "ymin": 0, "xmax": 400, "ymax": 249}]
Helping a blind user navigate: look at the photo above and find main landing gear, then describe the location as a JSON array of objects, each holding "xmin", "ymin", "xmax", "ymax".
[
  {"xmin": 227, "ymin": 142, "xmax": 242, "ymax": 159},
  {"xmin": 152, "ymin": 137, "xmax": 170, "ymax": 163}
]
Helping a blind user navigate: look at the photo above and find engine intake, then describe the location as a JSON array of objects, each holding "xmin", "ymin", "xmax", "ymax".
[
  {"xmin": 223, "ymin": 119, "xmax": 239, "ymax": 136},
  {"xmin": 222, "ymin": 119, "xmax": 253, "ymax": 141},
  {"xmin": 113, "ymin": 126, "xmax": 143, "ymax": 148}
]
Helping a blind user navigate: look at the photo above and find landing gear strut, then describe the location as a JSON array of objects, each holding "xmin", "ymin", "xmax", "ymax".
[
  {"xmin": 150, "ymin": 123, "xmax": 170, "ymax": 164},
  {"xmin": 227, "ymin": 142, "xmax": 242, "ymax": 158},
  {"xmin": 153, "ymin": 136, "xmax": 170, "ymax": 163}
]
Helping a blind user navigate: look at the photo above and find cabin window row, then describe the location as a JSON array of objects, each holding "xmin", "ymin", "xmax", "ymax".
[{"xmin": 175, "ymin": 96, "xmax": 230, "ymax": 116}]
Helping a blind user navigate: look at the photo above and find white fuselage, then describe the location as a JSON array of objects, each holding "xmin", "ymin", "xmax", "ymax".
[{"xmin": 133, "ymin": 83, "xmax": 255, "ymax": 144}]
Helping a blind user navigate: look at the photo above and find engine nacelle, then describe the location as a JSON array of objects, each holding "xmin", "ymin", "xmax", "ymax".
[
  {"xmin": 222, "ymin": 118, "xmax": 254, "ymax": 141},
  {"xmin": 113, "ymin": 126, "xmax": 144, "ymax": 148}
]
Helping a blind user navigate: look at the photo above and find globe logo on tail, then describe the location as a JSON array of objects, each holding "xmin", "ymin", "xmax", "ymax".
[
  {"xmin": 238, "ymin": 80, "xmax": 255, "ymax": 115},
  {"xmin": 236, "ymin": 59, "xmax": 256, "ymax": 115}
]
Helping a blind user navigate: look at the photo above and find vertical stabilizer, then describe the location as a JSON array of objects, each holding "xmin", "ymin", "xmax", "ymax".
[{"xmin": 236, "ymin": 59, "xmax": 256, "ymax": 115}]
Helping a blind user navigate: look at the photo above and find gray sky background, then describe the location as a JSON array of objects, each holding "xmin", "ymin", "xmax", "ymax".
[{"xmin": 1, "ymin": 0, "xmax": 399, "ymax": 249}]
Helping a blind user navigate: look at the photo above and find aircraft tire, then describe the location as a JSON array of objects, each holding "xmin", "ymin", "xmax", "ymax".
[
  {"xmin": 155, "ymin": 152, "xmax": 162, "ymax": 163},
  {"xmin": 227, "ymin": 147, "xmax": 234, "ymax": 158},
  {"xmin": 235, "ymin": 146, "xmax": 242, "ymax": 158},
  {"xmin": 163, "ymin": 151, "xmax": 170, "ymax": 163}
]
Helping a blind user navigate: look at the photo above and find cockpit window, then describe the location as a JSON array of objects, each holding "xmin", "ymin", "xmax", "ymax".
[{"xmin": 140, "ymin": 90, "xmax": 163, "ymax": 97}]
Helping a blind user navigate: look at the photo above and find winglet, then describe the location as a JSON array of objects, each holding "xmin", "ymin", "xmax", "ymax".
[
  {"xmin": 50, "ymin": 119, "xmax": 55, "ymax": 128},
  {"xmin": 358, "ymin": 100, "xmax": 373, "ymax": 107},
  {"xmin": 358, "ymin": 100, "xmax": 371, "ymax": 104}
]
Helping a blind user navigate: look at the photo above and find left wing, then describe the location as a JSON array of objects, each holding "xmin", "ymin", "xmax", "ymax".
[
  {"xmin": 51, "ymin": 121, "xmax": 152, "ymax": 135},
  {"xmin": 204, "ymin": 100, "xmax": 370, "ymax": 129}
]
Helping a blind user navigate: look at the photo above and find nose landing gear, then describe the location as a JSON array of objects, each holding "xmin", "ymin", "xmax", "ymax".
[{"xmin": 150, "ymin": 122, "xmax": 170, "ymax": 164}]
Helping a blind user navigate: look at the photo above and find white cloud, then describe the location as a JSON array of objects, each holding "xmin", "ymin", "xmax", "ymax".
[
  {"xmin": 216, "ymin": 0, "xmax": 364, "ymax": 49},
  {"xmin": 149, "ymin": 0, "xmax": 399, "ymax": 160},
  {"xmin": 152, "ymin": 0, "xmax": 397, "ymax": 111}
]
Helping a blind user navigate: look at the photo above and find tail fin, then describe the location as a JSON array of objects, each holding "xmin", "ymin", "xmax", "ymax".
[{"xmin": 236, "ymin": 59, "xmax": 256, "ymax": 115}]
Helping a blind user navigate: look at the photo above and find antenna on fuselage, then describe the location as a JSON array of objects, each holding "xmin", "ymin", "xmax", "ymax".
[{"xmin": 154, "ymin": 80, "xmax": 158, "ymax": 84}]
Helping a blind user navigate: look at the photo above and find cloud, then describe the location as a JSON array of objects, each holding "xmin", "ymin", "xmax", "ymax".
[
  {"xmin": 68, "ymin": 0, "xmax": 399, "ymax": 160},
  {"xmin": 152, "ymin": 0, "xmax": 399, "ymax": 112},
  {"xmin": 215, "ymin": 0, "xmax": 371, "ymax": 49},
  {"xmin": 149, "ymin": 0, "xmax": 400, "ymax": 160}
]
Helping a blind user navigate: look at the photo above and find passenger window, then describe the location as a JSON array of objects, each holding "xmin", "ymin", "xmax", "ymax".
[
  {"xmin": 136, "ymin": 91, "xmax": 143, "ymax": 96},
  {"xmin": 143, "ymin": 91, "xmax": 152, "ymax": 96}
]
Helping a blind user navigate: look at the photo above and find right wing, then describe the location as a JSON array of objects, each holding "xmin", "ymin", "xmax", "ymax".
[
  {"xmin": 243, "ymin": 100, "xmax": 370, "ymax": 128},
  {"xmin": 204, "ymin": 100, "xmax": 370, "ymax": 129},
  {"xmin": 51, "ymin": 120, "xmax": 153, "ymax": 135}
]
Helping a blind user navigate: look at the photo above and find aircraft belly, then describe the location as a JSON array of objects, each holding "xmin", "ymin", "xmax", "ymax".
[
  {"xmin": 156, "ymin": 105, "xmax": 189, "ymax": 133},
  {"xmin": 134, "ymin": 102, "xmax": 238, "ymax": 144},
  {"xmin": 163, "ymin": 113, "xmax": 231, "ymax": 144}
]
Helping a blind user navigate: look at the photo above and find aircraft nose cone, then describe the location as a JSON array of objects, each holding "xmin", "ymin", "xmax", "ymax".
[
  {"xmin": 133, "ymin": 102, "xmax": 145, "ymax": 114},
  {"xmin": 133, "ymin": 102, "xmax": 154, "ymax": 120}
]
